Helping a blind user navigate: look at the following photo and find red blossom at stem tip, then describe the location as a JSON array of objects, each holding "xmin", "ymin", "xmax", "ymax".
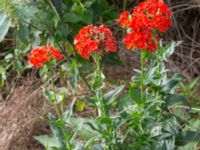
[
  {"xmin": 116, "ymin": 11, "xmax": 132, "ymax": 29},
  {"xmin": 133, "ymin": 0, "xmax": 172, "ymax": 32},
  {"xmin": 117, "ymin": 0, "xmax": 172, "ymax": 53},
  {"xmin": 74, "ymin": 25, "xmax": 117, "ymax": 58},
  {"xmin": 123, "ymin": 29, "xmax": 158, "ymax": 53},
  {"xmin": 28, "ymin": 45, "xmax": 64, "ymax": 68}
]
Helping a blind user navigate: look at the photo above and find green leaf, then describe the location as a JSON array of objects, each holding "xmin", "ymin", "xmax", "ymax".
[
  {"xmin": 44, "ymin": 90, "xmax": 64, "ymax": 104},
  {"xmin": 70, "ymin": 117, "xmax": 98, "ymax": 139},
  {"xmin": 14, "ymin": 49, "xmax": 23, "ymax": 56},
  {"xmin": 98, "ymin": 116, "xmax": 112, "ymax": 125},
  {"xmin": 62, "ymin": 61, "xmax": 78, "ymax": 94},
  {"xmin": 0, "ymin": 65, "xmax": 6, "ymax": 87},
  {"xmin": 34, "ymin": 134, "xmax": 60, "ymax": 149},
  {"xmin": 128, "ymin": 85, "xmax": 141, "ymax": 105},
  {"xmin": 104, "ymin": 85, "xmax": 124, "ymax": 105},
  {"xmin": 177, "ymin": 131, "xmax": 200, "ymax": 146},
  {"xmin": 61, "ymin": 98, "xmax": 76, "ymax": 122},
  {"xmin": 162, "ymin": 74, "xmax": 182, "ymax": 93},
  {"xmin": 0, "ymin": 65, "xmax": 6, "ymax": 80},
  {"xmin": 189, "ymin": 77, "xmax": 199, "ymax": 89},
  {"xmin": 14, "ymin": 4, "xmax": 39, "ymax": 20},
  {"xmin": 0, "ymin": 11, "xmax": 11, "ymax": 42},
  {"xmin": 157, "ymin": 139, "xmax": 175, "ymax": 150},
  {"xmin": 61, "ymin": 63, "xmax": 71, "ymax": 72},
  {"xmin": 73, "ymin": 142, "xmax": 85, "ymax": 150},
  {"xmin": 75, "ymin": 101, "xmax": 85, "ymax": 111},
  {"xmin": 177, "ymin": 119, "xmax": 200, "ymax": 148},
  {"xmin": 48, "ymin": 114, "xmax": 68, "ymax": 149},
  {"xmin": 141, "ymin": 50, "xmax": 149, "ymax": 60},
  {"xmin": 117, "ymin": 93, "xmax": 134, "ymax": 111},
  {"xmin": 64, "ymin": 12, "xmax": 81, "ymax": 23},
  {"xmin": 91, "ymin": 144, "xmax": 103, "ymax": 150},
  {"xmin": 165, "ymin": 94, "xmax": 188, "ymax": 106},
  {"xmin": 80, "ymin": 10, "xmax": 94, "ymax": 24},
  {"xmin": 13, "ymin": 60, "xmax": 23, "ymax": 73},
  {"xmin": 163, "ymin": 116, "xmax": 180, "ymax": 135},
  {"xmin": 48, "ymin": 0, "xmax": 63, "ymax": 20},
  {"xmin": 146, "ymin": 65, "xmax": 158, "ymax": 82},
  {"xmin": 177, "ymin": 142, "xmax": 198, "ymax": 150},
  {"xmin": 182, "ymin": 131, "xmax": 200, "ymax": 143},
  {"xmin": 16, "ymin": 23, "xmax": 29, "ymax": 43},
  {"xmin": 69, "ymin": 61, "xmax": 79, "ymax": 94},
  {"xmin": 57, "ymin": 87, "xmax": 68, "ymax": 94},
  {"xmin": 84, "ymin": 0, "xmax": 96, "ymax": 8},
  {"xmin": 92, "ymin": 68, "xmax": 104, "ymax": 90},
  {"xmin": 39, "ymin": 65, "xmax": 48, "ymax": 77},
  {"xmin": 4, "ymin": 53, "xmax": 14, "ymax": 62},
  {"xmin": 160, "ymin": 41, "xmax": 182, "ymax": 61},
  {"xmin": 98, "ymin": 0, "xmax": 109, "ymax": 11}
]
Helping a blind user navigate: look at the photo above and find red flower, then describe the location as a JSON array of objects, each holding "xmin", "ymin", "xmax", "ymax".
[
  {"xmin": 133, "ymin": 0, "xmax": 172, "ymax": 32},
  {"xmin": 98, "ymin": 25, "xmax": 117, "ymax": 53},
  {"xmin": 123, "ymin": 29, "xmax": 158, "ymax": 53},
  {"xmin": 117, "ymin": 0, "xmax": 172, "ymax": 52},
  {"xmin": 28, "ymin": 45, "xmax": 64, "ymax": 68},
  {"xmin": 44, "ymin": 45, "xmax": 64, "ymax": 59},
  {"xmin": 74, "ymin": 25, "xmax": 117, "ymax": 58},
  {"xmin": 116, "ymin": 11, "xmax": 132, "ymax": 29}
]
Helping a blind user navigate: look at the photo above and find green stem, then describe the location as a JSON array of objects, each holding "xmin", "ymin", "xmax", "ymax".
[
  {"xmin": 53, "ymin": 94, "xmax": 62, "ymax": 117},
  {"xmin": 99, "ymin": 90, "xmax": 106, "ymax": 117},
  {"xmin": 140, "ymin": 52, "xmax": 144, "ymax": 103},
  {"xmin": 98, "ymin": 62, "xmax": 105, "ymax": 117},
  {"xmin": 123, "ymin": 0, "xmax": 128, "ymax": 11},
  {"xmin": 79, "ymin": 70, "xmax": 95, "ymax": 95},
  {"xmin": 152, "ymin": 30, "xmax": 160, "ymax": 75},
  {"xmin": 56, "ymin": 42, "xmax": 95, "ymax": 96},
  {"xmin": 155, "ymin": 39, "xmax": 160, "ymax": 74},
  {"xmin": 51, "ymin": 81, "xmax": 62, "ymax": 116},
  {"xmin": 94, "ymin": 55, "xmax": 106, "ymax": 117},
  {"xmin": 55, "ymin": 104, "xmax": 61, "ymax": 116},
  {"xmin": 154, "ymin": 38, "xmax": 162, "ymax": 103}
]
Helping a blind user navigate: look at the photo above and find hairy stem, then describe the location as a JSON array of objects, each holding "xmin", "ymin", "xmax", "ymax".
[
  {"xmin": 94, "ymin": 55, "xmax": 106, "ymax": 117},
  {"xmin": 141, "ymin": 52, "xmax": 144, "ymax": 103}
]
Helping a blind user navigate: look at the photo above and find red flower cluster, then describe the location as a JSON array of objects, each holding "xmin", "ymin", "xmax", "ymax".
[
  {"xmin": 116, "ymin": 11, "xmax": 132, "ymax": 29},
  {"xmin": 133, "ymin": 0, "xmax": 172, "ymax": 32},
  {"xmin": 74, "ymin": 25, "xmax": 117, "ymax": 58},
  {"xmin": 117, "ymin": 0, "xmax": 172, "ymax": 53},
  {"xmin": 28, "ymin": 45, "xmax": 64, "ymax": 68},
  {"xmin": 124, "ymin": 29, "xmax": 158, "ymax": 53}
]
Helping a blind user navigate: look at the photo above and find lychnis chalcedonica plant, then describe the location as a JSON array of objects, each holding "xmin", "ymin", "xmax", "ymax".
[{"xmin": 29, "ymin": 0, "xmax": 200, "ymax": 150}]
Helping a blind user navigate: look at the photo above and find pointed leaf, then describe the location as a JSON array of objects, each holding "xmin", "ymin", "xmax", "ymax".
[
  {"xmin": 48, "ymin": 114, "xmax": 67, "ymax": 149},
  {"xmin": 160, "ymin": 41, "xmax": 182, "ymax": 61},
  {"xmin": 162, "ymin": 74, "xmax": 182, "ymax": 93},
  {"xmin": 128, "ymin": 85, "xmax": 141, "ymax": 105},
  {"xmin": 104, "ymin": 85, "xmax": 124, "ymax": 105},
  {"xmin": 34, "ymin": 134, "xmax": 60, "ymax": 148},
  {"xmin": 0, "ymin": 11, "xmax": 11, "ymax": 42},
  {"xmin": 70, "ymin": 117, "xmax": 98, "ymax": 139},
  {"xmin": 165, "ymin": 94, "xmax": 188, "ymax": 106},
  {"xmin": 48, "ymin": 0, "xmax": 63, "ymax": 20},
  {"xmin": 64, "ymin": 12, "xmax": 81, "ymax": 23}
]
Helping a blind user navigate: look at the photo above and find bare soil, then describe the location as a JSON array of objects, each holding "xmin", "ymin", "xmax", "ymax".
[{"xmin": 0, "ymin": 80, "xmax": 50, "ymax": 150}]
